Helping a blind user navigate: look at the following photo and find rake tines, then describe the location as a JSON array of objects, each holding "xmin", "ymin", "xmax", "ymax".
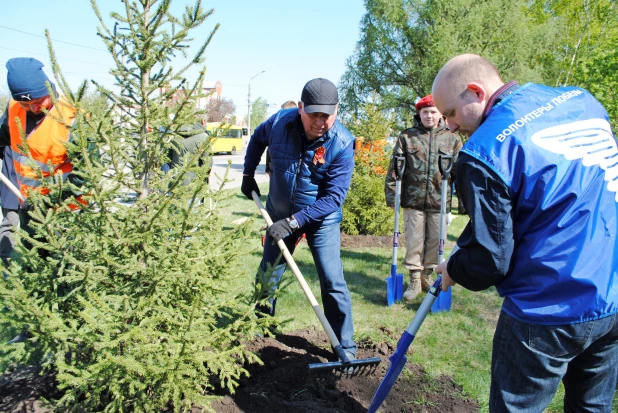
[{"xmin": 308, "ymin": 356, "xmax": 382, "ymax": 377}]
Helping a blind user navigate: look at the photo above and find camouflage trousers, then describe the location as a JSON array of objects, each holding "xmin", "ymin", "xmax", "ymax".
[{"xmin": 402, "ymin": 209, "xmax": 440, "ymax": 272}]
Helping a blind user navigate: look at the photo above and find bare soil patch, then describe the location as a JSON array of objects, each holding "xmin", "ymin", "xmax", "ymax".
[
  {"xmin": 209, "ymin": 327, "xmax": 478, "ymax": 413},
  {"xmin": 341, "ymin": 233, "xmax": 398, "ymax": 249}
]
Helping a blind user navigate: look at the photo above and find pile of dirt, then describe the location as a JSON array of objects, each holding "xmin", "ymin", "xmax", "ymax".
[
  {"xmin": 209, "ymin": 328, "xmax": 478, "ymax": 413},
  {"xmin": 340, "ymin": 233, "xmax": 396, "ymax": 249}
]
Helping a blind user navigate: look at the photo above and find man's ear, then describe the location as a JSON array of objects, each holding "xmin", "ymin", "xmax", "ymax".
[
  {"xmin": 467, "ymin": 82, "xmax": 487, "ymax": 102},
  {"xmin": 297, "ymin": 101, "xmax": 303, "ymax": 114}
]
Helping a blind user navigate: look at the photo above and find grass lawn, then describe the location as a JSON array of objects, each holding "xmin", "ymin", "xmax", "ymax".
[{"xmin": 220, "ymin": 183, "xmax": 617, "ymax": 413}]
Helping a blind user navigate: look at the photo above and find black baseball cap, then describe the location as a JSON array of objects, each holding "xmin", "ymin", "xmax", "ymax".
[{"xmin": 300, "ymin": 78, "xmax": 339, "ymax": 115}]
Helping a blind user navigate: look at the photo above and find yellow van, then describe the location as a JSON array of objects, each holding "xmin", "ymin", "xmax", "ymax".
[{"xmin": 205, "ymin": 122, "xmax": 244, "ymax": 155}]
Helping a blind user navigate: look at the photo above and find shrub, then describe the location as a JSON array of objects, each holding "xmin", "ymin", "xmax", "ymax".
[
  {"xmin": 342, "ymin": 93, "xmax": 395, "ymax": 236},
  {"xmin": 342, "ymin": 147, "xmax": 394, "ymax": 236}
]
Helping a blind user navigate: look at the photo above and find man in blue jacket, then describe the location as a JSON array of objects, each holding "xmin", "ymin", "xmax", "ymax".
[
  {"xmin": 433, "ymin": 54, "xmax": 618, "ymax": 412},
  {"xmin": 242, "ymin": 78, "xmax": 357, "ymax": 360}
]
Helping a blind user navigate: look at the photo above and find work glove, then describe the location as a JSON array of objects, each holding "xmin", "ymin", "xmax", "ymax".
[
  {"xmin": 267, "ymin": 218, "xmax": 293, "ymax": 243},
  {"xmin": 241, "ymin": 175, "xmax": 260, "ymax": 200},
  {"xmin": 20, "ymin": 198, "xmax": 32, "ymax": 212}
]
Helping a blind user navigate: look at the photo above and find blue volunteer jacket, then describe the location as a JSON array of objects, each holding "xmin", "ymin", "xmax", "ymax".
[
  {"xmin": 462, "ymin": 83, "xmax": 618, "ymax": 324},
  {"xmin": 243, "ymin": 109, "xmax": 355, "ymax": 227}
]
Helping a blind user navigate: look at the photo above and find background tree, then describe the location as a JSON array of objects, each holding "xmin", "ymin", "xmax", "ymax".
[
  {"xmin": 0, "ymin": 1, "xmax": 272, "ymax": 411},
  {"xmin": 244, "ymin": 96, "xmax": 268, "ymax": 130},
  {"xmin": 205, "ymin": 96, "xmax": 236, "ymax": 123},
  {"xmin": 339, "ymin": 0, "xmax": 562, "ymax": 126},
  {"xmin": 529, "ymin": 0, "xmax": 618, "ymax": 129}
]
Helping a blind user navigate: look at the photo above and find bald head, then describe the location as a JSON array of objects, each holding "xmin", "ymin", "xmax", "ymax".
[
  {"xmin": 434, "ymin": 54, "xmax": 503, "ymax": 95},
  {"xmin": 431, "ymin": 54, "xmax": 505, "ymax": 137}
]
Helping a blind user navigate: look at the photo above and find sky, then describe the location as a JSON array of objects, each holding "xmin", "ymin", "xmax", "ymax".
[{"xmin": 0, "ymin": 0, "xmax": 366, "ymax": 120}]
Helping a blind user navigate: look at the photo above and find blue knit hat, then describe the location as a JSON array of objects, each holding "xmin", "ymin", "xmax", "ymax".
[{"xmin": 6, "ymin": 57, "xmax": 53, "ymax": 101}]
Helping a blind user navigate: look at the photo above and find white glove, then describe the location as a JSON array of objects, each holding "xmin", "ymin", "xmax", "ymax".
[{"xmin": 447, "ymin": 212, "xmax": 453, "ymax": 226}]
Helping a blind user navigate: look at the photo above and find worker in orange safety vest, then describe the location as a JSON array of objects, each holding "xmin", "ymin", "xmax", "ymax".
[{"xmin": 0, "ymin": 57, "xmax": 84, "ymax": 244}]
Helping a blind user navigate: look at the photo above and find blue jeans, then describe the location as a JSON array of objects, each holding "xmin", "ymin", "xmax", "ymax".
[
  {"xmin": 490, "ymin": 310, "xmax": 618, "ymax": 412},
  {"xmin": 256, "ymin": 222, "xmax": 356, "ymax": 354}
]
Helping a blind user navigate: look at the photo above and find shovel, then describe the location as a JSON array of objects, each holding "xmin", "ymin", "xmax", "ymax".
[
  {"xmin": 368, "ymin": 244, "xmax": 460, "ymax": 412},
  {"xmin": 0, "ymin": 171, "xmax": 26, "ymax": 203},
  {"xmin": 252, "ymin": 191, "xmax": 381, "ymax": 375},
  {"xmin": 431, "ymin": 154, "xmax": 454, "ymax": 313},
  {"xmin": 386, "ymin": 156, "xmax": 405, "ymax": 306}
]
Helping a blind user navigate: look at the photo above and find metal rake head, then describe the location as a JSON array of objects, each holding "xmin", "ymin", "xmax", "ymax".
[{"xmin": 308, "ymin": 357, "xmax": 381, "ymax": 377}]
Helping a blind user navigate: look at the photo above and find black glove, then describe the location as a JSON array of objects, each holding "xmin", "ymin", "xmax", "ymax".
[
  {"xmin": 241, "ymin": 175, "xmax": 260, "ymax": 200},
  {"xmin": 267, "ymin": 218, "xmax": 293, "ymax": 243},
  {"xmin": 20, "ymin": 198, "xmax": 32, "ymax": 212}
]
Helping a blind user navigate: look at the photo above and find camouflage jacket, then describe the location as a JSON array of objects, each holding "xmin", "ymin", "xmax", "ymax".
[{"xmin": 385, "ymin": 117, "xmax": 463, "ymax": 212}]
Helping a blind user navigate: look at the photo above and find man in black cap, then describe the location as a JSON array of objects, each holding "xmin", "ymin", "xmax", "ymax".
[{"xmin": 242, "ymin": 78, "xmax": 358, "ymax": 361}]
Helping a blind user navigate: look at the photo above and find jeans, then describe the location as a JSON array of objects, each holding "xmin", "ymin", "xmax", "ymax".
[
  {"xmin": 490, "ymin": 310, "xmax": 618, "ymax": 412},
  {"xmin": 256, "ymin": 222, "xmax": 356, "ymax": 354}
]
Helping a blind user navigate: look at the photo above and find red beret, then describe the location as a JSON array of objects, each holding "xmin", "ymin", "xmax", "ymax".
[{"xmin": 415, "ymin": 94, "xmax": 435, "ymax": 111}]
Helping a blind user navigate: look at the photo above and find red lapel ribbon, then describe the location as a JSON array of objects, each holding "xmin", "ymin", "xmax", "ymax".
[{"xmin": 313, "ymin": 146, "xmax": 326, "ymax": 165}]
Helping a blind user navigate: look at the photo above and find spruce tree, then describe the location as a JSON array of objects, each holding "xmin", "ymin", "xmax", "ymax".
[{"xmin": 0, "ymin": 1, "xmax": 273, "ymax": 411}]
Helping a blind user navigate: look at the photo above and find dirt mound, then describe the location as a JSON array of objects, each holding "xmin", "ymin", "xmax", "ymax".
[
  {"xmin": 340, "ymin": 233, "xmax": 395, "ymax": 249},
  {"xmin": 209, "ymin": 328, "xmax": 478, "ymax": 413}
]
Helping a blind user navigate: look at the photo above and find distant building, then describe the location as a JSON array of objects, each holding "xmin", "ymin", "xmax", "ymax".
[
  {"xmin": 158, "ymin": 80, "xmax": 222, "ymax": 109},
  {"xmin": 196, "ymin": 80, "xmax": 222, "ymax": 110}
]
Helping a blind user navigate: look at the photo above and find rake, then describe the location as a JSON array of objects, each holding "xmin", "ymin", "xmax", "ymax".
[{"xmin": 252, "ymin": 191, "xmax": 381, "ymax": 375}]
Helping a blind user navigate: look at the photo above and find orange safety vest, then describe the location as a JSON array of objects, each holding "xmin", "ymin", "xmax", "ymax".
[{"xmin": 8, "ymin": 98, "xmax": 80, "ymax": 206}]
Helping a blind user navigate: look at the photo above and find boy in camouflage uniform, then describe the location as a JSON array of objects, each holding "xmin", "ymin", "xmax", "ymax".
[{"xmin": 385, "ymin": 95, "xmax": 462, "ymax": 301}]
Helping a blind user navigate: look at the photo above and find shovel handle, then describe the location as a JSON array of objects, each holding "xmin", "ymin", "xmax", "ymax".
[
  {"xmin": 251, "ymin": 191, "xmax": 342, "ymax": 349},
  {"xmin": 438, "ymin": 154, "xmax": 454, "ymax": 179},
  {"xmin": 394, "ymin": 156, "xmax": 405, "ymax": 181},
  {"xmin": 0, "ymin": 171, "xmax": 26, "ymax": 202}
]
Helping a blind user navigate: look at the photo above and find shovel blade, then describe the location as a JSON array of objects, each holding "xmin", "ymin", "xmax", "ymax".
[
  {"xmin": 395, "ymin": 272, "xmax": 403, "ymax": 301},
  {"xmin": 367, "ymin": 331, "xmax": 415, "ymax": 413},
  {"xmin": 431, "ymin": 287, "xmax": 451, "ymax": 312},
  {"xmin": 386, "ymin": 267, "xmax": 404, "ymax": 306}
]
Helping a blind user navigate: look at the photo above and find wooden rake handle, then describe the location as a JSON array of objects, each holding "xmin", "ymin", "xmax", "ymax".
[{"xmin": 251, "ymin": 191, "xmax": 342, "ymax": 348}]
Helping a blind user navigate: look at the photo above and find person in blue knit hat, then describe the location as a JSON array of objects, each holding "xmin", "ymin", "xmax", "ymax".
[
  {"xmin": 0, "ymin": 57, "xmax": 76, "ymax": 344},
  {"xmin": 0, "ymin": 58, "xmax": 56, "ymax": 272}
]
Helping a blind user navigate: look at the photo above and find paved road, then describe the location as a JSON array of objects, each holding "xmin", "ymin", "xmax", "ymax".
[{"xmin": 209, "ymin": 148, "xmax": 268, "ymax": 191}]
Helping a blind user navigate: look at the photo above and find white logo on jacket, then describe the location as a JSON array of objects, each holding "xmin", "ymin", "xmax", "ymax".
[{"xmin": 531, "ymin": 118, "xmax": 618, "ymax": 201}]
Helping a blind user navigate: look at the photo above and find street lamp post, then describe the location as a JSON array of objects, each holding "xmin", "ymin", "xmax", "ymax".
[{"xmin": 247, "ymin": 70, "xmax": 265, "ymax": 142}]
